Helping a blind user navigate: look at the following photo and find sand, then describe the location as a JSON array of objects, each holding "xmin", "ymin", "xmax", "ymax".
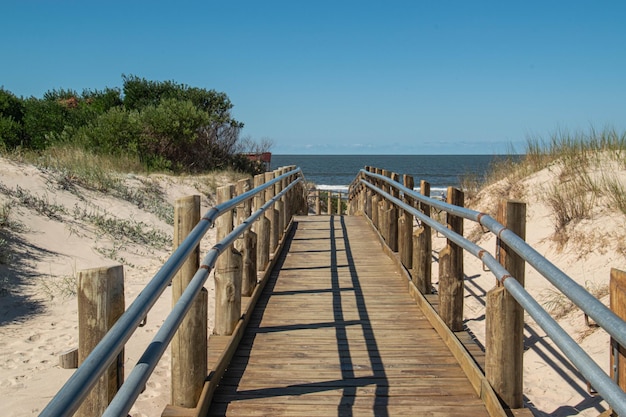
[{"xmin": 1, "ymin": 155, "xmax": 623, "ymax": 416}]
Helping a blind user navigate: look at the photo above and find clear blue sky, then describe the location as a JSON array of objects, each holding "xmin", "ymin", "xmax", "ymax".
[{"xmin": 2, "ymin": 1, "xmax": 625, "ymax": 154}]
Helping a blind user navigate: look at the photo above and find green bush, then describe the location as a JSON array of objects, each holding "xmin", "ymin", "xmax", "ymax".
[{"xmin": 74, "ymin": 106, "xmax": 142, "ymax": 156}]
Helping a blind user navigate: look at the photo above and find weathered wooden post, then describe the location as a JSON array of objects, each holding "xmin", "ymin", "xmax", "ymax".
[
  {"xmin": 399, "ymin": 174, "xmax": 414, "ymax": 270},
  {"xmin": 336, "ymin": 192, "xmax": 342, "ymax": 215},
  {"xmin": 214, "ymin": 185, "xmax": 243, "ymax": 336},
  {"xmin": 364, "ymin": 167, "xmax": 373, "ymax": 220},
  {"xmin": 236, "ymin": 179, "xmax": 258, "ymax": 297},
  {"xmin": 412, "ymin": 180, "xmax": 432, "ymax": 294},
  {"xmin": 282, "ymin": 167, "xmax": 291, "ymax": 230},
  {"xmin": 254, "ymin": 174, "xmax": 270, "ymax": 272},
  {"xmin": 610, "ymin": 268, "xmax": 626, "ymax": 398},
  {"xmin": 265, "ymin": 171, "xmax": 279, "ymax": 255},
  {"xmin": 485, "ymin": 200, "xmax": 526, "ymax": 409},
  {"xmin": 170, "ymin": 196, "xmax": 206, "ymax": 408},
  {"xmin": 358, "ymin": 172, "xmax": 366, "ymax": 216},
  {"xmin": 371, "ymin": 168, "xmax": 381, "ymax": 228},
  {"xmin": 315, "ymin": 189, "xmax": 321, "ymax": 215},
  {"xmin": 438, "ymin": 187, "xmax": 464, "ymax": 331},
  {"xmin": 76, "ymin": 265, "xmax": 124, "ymax": 417},
  {"xmin": 386, "ymin": 172, "xmax": 400, "ymax": 251},
  {"xmin": 274, "ymin": 168, "xmax": 285, "ymax": 241},
  {"xmin": 326, "ymin": 191, "xmax": 332, "ymax": 215}
]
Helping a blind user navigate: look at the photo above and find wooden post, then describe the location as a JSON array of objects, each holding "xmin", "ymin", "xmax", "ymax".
[
  {"xmin": 399, "ymin": 174, "xmax": 414, "ymax": 270},
  {"xmin": 254, "ymin": 174, "xmax": 270, "ymax": 271},
  {"xmin": 76, "ymin": 265, "xmax": 124, "ymax": 417},
  {"xmin": 412, "ymin": 180, "xmax": 432, "ymax": 294},
  {"xmin": 358, "ymin": 173, "xmax": 366, "ymax": 216},
  {"xmin": 610, "ymin": 268, "xmax": 626, "ymax": 397},
  {"xmin": 336, "ymin": 192, "xmax": 342, "ymax": 215},
  {"xmin": 387, "ymin": 172, "xmax": 399, "ymax": 251},
  {"xmin": 282, "ymin": 167, "xmax": 291, "ymax": 230},
  {"xmin": 265, "ymin": 172, "xmax": 279, "ymax": 254},
  {"xmin": 214, "ymin": 185, "xmax": 243, "ymax": 336},
  {"xmin": 170, "ymin": 195, "xmax": 205, "ymax": 408},
  {"xmin": 438, "ymin": 187, "xmax": 464, "ymax": 331},
  {"xmin": 485, "ymin": 200, "xmax": 526, "ymax": 409},
  {"xmin": 364, "ymin": 167, "xmax": 373, "ymax": 220},
  {"xmin": 315, "ymin": 189, "xmax": 321, "ymax": 215},
  {"xmin": 371, "ymin": 168, "xmax": 381, "ymax": 228},
  {"xmin": 274, "ymin": 168, "xmax": 285, "ymax": 241},
  {"xmin": 327, "ymin": 191, "xmax": 332, "ymax": 215},
  {"xmin": 236, "ymin": 179, "xmax": 258, "ymax": 297}
]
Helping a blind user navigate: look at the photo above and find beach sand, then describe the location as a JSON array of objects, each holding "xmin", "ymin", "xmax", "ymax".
[{"xmin": 1, "ymin": 156, "xmax": 623, "ymax": 416}]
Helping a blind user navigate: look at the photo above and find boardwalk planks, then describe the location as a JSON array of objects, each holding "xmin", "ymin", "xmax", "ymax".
[{"xmin": 207, "ymin": 216, "xmax": 491, "ymax": 416}]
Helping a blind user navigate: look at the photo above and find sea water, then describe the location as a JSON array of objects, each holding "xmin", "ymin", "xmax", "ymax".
[{"xmin": 271, "ymin": 154, "xmax": 515, "ymax": 197}]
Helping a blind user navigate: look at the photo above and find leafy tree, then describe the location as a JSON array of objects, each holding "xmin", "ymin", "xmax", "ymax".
[
  {"xmin": 0, "ymin": 88, "xmax": 24, "ymax": 121},
  {"xmin": 138, "ymin": 98, "xmax": 210, "ymax": 170},
  {"xmin": 21, "ymin": 97, "xmax": 67, "ymax": 149},
  {"xmin": 0, "ymin": 88, "xmax": 25, "ymax": 148},
  {"xmin": 74, "ymin": 106, "xmax": 142, "ymax": 156},
  {"xmin": 81, "ymin": 88, "xmax": 123, "ymax": 114}
]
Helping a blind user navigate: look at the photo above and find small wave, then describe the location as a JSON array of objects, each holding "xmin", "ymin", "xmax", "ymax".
[{"xmin": 311, "ymin": 184, "xmax": 449, "ymax": 199}]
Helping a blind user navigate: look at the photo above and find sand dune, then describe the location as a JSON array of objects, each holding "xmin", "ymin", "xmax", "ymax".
[{"xmin": 1, "ymin": 155, "xmax": 624, "ymax": 416}]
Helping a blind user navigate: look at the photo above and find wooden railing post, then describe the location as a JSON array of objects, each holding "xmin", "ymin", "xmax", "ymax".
[
  {"xmin": 254, "ymin": 174, "xmax": 270, "ymax": 272},
  {"xmin": 358, "ymin": 172, "xmax": 366, "ymax": 216},
  {"xmin": 364, "ymin": 167, "xmax": 373, "ymax": 220},
  {"xmin": 336, "ymin": 192, "xmax": 342, "ymax": 215},
  {"xmin": 170, "ymin": 196, "xmax": 206, "ymax": 408},
  {"xmin": 76, "ymin": 265, "xmax": 124, "ymax": 417},
  {"xmin": 214, "ymin": 185, "xmax": 243, "ymax": 336},
  {"xmin": 371, "ymin": 168, "xmax": 381, "ymax": 228},
  {"xmin": 315, "ymin": 189, "xmax": 321, "ymax": 215},
  {"xmin": 236, "ymin": 179, "xmax": 258, "ymax": 297},
  {"xmin": 438, "ymin": 187, "xmax": 464, "ymax": 331},
  {"xmin": 412, "ymin": 180, "xmax": 432, "ymax": 294},
  {"xmin": 265, "ymin": 171, "xmax": 279, "ymax": 255},
  {"xmin": 387, "ymin": 172, "xmax": 400, "ymax": 251},
  {"xmin": 610, "ymin": 268, "xmax": 626, "ymax": 401},
  {"xmin": 274, "ymin": 168, "xmax": 285, "ymax": 241},
  {"xmin": 486, "ymin": 199, "xmax": 526, "ymax": 409},
  {"xmin": 282, "ymin": 167, "xmax": 291, "ymax": 229},
  {"xmin": 399, "ymin": 174, "xmax": 414, "ymax": 270},
  {"xmin": 327, "ymin": 191, "xmax": 332, "ymax": 215}
]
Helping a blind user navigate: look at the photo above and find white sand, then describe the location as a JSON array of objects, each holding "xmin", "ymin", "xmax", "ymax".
[{"xmin": 1, "ymin": 156, "xmax": 624, "ymax": 416}]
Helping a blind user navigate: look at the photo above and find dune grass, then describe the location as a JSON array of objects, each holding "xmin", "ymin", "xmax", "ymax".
[{"xmin": 465, "ymin": 127, "xmax": 626, "ymax": 235}]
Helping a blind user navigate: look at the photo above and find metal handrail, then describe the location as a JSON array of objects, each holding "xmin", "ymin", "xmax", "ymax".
[
  {"xmin": 360, "ymin": 169, "xmax": 626, "ymax": 348},
  {"xmin": 355, "ymin": 171, "xmax": 626, "ymax": 417},
  {"xmin": 40, "ymin": 167, "xmax": 302, "ymax": 417}
]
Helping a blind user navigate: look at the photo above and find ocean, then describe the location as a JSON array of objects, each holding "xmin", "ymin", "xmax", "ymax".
[{"xmin": 271, "ymin": 154, "xmax": 515, "ymax": 196}]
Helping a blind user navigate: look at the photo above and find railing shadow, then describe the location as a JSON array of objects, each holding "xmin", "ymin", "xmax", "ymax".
[
  {"xmin": 336, "ymin": 215, "xmax": 389, "ymax": 416},
  {"xmin": 210, "ymin": 216, "xmax": 389, "ymax": 416},
  {"xmin": 461, "ymin": 267, "xmax": 608, "ymax": 416}
]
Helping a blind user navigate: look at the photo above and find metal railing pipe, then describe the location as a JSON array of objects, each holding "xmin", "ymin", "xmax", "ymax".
[
  {"xmin": 360, "ymin": 180, "xmax": 626, "ymax": 416},
  {"xmin": 360, "ymin": 169, "xmax": 626, "ymax": 349},
  {"xmin": 40, "ymin": 167, "xmax": 301, "ymax": 417},
  {"xmin": 103, "ymin": 178, "xmax": 301, "ymax": 417}
]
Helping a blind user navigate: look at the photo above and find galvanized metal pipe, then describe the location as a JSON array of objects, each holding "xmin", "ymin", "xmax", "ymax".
[
  {"xmin": 360, "ymin": 179, "xmax": 626, "ymax": 416},
  {"xmin": 40, "ymin": 168, "xmax": 301, "ymax": 417},
  {"xmin": 103, "ymin": 178, "xmax": 301, "ymax": 417},
  {"xmin": 360, "ymin": 169, "xmax": 626, "ymax": 349}
]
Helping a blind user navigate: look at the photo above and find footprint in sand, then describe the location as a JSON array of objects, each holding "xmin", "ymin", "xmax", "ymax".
[{"xmin": 26, "ymin": 334, "xmax": 41, "ymax": 343}]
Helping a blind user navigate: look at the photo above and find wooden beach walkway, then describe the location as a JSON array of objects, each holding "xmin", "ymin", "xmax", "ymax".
[{"xmin": 206, "ymin": 215, "xmax": 491, "ymax": 416}]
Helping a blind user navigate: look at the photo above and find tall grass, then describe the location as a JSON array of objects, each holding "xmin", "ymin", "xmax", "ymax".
[{"xmin": 468, "ymin": 127, "xmax": 626, "ymax": 237}]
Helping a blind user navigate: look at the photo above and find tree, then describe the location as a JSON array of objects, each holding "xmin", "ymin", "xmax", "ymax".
[{"xmin": 0, "ymin": 88, "xmax": 25, "ymax": 148}]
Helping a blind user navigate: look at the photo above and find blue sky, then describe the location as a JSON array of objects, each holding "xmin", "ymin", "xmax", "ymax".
[{"xmin": 2, "ymin": 1, "xmax": 625, "ymax": 154}]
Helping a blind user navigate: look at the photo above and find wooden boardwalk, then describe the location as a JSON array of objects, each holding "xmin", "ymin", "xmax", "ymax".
[{"xmin": 207, "ymin": 215, "xmax": 491, "ymax": 416}]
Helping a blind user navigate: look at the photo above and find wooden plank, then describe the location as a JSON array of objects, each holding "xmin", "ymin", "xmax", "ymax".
[{"xmin": 205, "ymin": 216, "xmax": 495, "ymax": 416}]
